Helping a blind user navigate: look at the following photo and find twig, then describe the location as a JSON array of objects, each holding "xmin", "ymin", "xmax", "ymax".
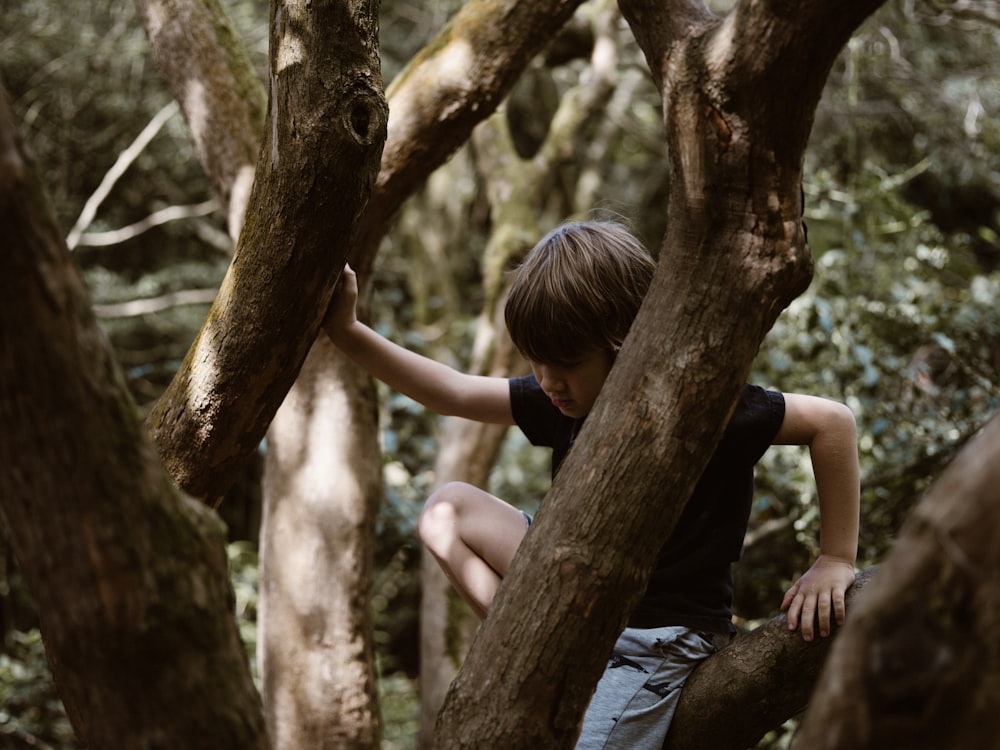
[
  {"xmin": 66, "ymin": 100, "xmax": 179, "ymax": 250},
  {"xmin": 74, "ymin": 199, "xmax": 220, "ymax": 247},
  {"xmin": 92, "ymin": 288, "xmax": 218, "ymax": 318}
]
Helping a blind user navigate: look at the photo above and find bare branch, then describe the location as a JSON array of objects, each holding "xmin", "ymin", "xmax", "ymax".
[
  {"xmin": 92, "ymin": 288, "xmax": 218, "ymax": 318},
  {"xmin": 65, "ymin": 101, "xmax": 178, "ymax": 250},
  {"xmin": 74, "ymin": 200, "xmax": 220, "ymax": 248}
]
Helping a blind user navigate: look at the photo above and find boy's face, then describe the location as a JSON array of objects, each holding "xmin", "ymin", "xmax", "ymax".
[{"xmin": 530, "ymin": 348, "xmax": 615, "ymax": 419}]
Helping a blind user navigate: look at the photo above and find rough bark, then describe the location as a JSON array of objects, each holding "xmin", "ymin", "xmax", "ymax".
[
  {"xmin": 134, "ymin": 0, "xmax": 265, "ymax": 240},
  {"xmin": 664, "ymin": 567, "xmax": 878, "ymax": 750},
  {"xmin": 146, "ymin": 0, "xmax": 387, "ymax": 503},
  {"xmin": 434, "ymin": 0, "xmax": 886, "ymax": 746},
  {"xmin": 259, "ymin": 338, "xmax": 383, "ymax": 749},
  {"xmin": 419, "ymin": 18, "xmax": 622, "ymax": 737},
  {"xmin": 0, "ymin": 87, "xmax": 266, "ymax": 750},
  {"xmin": 793, "ymin": 413, "xmax": 1000, "ymax": 750}
]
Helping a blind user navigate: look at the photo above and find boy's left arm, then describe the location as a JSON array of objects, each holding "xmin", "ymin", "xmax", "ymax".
[{"xmin": 773, "ymin": 393, "xmax": 860, "ymax": 641}]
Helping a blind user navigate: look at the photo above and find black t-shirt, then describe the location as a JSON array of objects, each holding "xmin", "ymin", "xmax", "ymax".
[{"xmin": 509, "ymin": 375, "xmax": 785, "ymax": 633}]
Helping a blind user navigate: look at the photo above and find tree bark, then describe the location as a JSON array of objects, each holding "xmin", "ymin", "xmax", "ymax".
[
  {"xmin": 135, "ymin": 0, "xmax": 389, "ymax": 742},
  {"xmin": 434, "ymin": 0, "xmax": 886, "ymax": 746},
  {"xmin": 259, "ymin": 338, "xmax": 384, "ymax": 749},
  {"xmin": 146, "ymin": 0, "xmax": 387, "ymax": 503},
  {"xmin": 0, "ymin": 87, "xmax": 267, "ymax": 750},
  {"xmin": 664, "ymin": 567, "xmax": 877, "ymax": 750},
  {"xmin": 793, "ymin": 413, "xmax": 1000, "ymax": 750}
]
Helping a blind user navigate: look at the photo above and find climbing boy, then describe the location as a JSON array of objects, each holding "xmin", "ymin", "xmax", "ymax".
[{"xmin": 324, "ymin": 220, "xmax": 860, "ymax": 749}]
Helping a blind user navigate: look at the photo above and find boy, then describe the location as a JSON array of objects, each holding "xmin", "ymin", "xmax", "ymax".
[{"xmin": 324, "ymin": 220, "xmax": 859, "ymax": 749}]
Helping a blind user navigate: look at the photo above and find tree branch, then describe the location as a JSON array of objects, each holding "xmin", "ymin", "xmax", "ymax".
[
  {"xmin": 664, "ymin": 567, "xmax": 878, "ymax": 750},
  {"xmin": 65, "ymin": 101, "xmax": 179, "ymax": 250},
  {"xmin": 92, "ymin": 288, "xmax": 219, "ymax": 318},
  {"xmin": 146, "ymin": 0, "xmax": 387, "ymax": 501},
  {"xmin": 75, "ymin": 200, "xmax": 220, "ymax": 248},
  {"xmin": 351, "ymin": 0, "xmax": 590, "ymax": 278}
]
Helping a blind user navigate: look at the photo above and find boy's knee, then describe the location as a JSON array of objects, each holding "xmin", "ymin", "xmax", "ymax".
[{"xmin": 419, "ymin": 482, "xmax": 472, "ymax": 545}]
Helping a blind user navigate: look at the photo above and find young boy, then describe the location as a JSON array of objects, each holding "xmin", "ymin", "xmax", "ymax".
[{"xmin": 324, "ymin": 220, "xmax": 860, "ymax": 749}]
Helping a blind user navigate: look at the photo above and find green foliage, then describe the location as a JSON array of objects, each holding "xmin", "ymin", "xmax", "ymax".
[
  {"xmin": 743, "ymin": 164, "xmax": 999, "ymax": 622},
  {"xmin": 0, "ymin": 631, "xmax": 74, "ymax": 749},
  {"xmin": 227, "ymin": 541, "xmax": 261, "ymax": 689}
]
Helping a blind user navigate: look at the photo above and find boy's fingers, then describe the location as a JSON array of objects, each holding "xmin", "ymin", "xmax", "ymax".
[
  {"xmin": 833, "ymin": 590, "xmax": 847, "ymax": 625},
  {"xmin": 817, "ymin": 594, "xmax": 832, "ymax": 637},
  {"xmin": 799, "ymin": 594, "xmax": 816, "ymax": 641}
]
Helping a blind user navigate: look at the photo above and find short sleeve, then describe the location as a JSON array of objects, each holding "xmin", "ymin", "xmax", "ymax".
[
  {"xmin": 718, "ymin": 384, "xmax": 785, "ymax": 465},
  {"xmin": 509, "ymin": 375, "xmax": 560, "ymax": 448}
]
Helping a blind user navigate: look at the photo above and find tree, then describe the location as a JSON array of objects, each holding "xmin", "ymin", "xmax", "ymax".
[
  {"xmin": 434, "ymin": 0, "xmax": 886, "ymax": 745},
  {"xmin": 793, "ymin": 413, "xmax": 1000, "ymax": 750},
  {"xmin": 0, "ymin": 87, "xmax": 268, "ymax": 749},
  {"xmin": 133, "ymin": 0, "xmax": 389, "ymax": 745},
  {"xmin": 143, "ymin": 0, "xmax": 388, "ymax": 505},
  {"xmin": 664, "ymin": 567, "xmax": 878, "ymax": 750}
]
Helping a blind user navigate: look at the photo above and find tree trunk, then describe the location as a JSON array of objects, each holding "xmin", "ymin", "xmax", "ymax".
[
  {"xmin": 0, "ymin": 87, "xmax": 267, "ymax": 750},
  {"xmin": 145, "ymin": 0, "xmax": 387, "ymax": 503},
  {"xmin": 259, "ymin": 338, "xmax": 383, "ymax": 749},
  {"xmin": 434, "ymin": 0, "xmax": 885, "ymax": 746},
  {"xmin": 793, "ymin": 413, "xmax": 1000, "ymax": 750},
  {"xmin": 418, "ymin": 25, "xmax": 626, "ymax": 733}
]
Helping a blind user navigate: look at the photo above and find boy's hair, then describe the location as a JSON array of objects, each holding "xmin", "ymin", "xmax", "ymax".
[{"xmin": 504, "ymin": 220, "xmax": 656, "ymax": 365}]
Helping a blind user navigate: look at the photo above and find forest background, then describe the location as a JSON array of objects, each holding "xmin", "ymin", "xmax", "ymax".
[{"xmin": 1, "ymin": 0, "xmax": 998, "ymax": 747}]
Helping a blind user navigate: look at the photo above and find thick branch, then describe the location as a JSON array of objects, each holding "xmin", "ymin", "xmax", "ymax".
[
  {"xmin": 147, "ymin": 0, "xmax": 387, "ymax": 501},
  {"xmin": 664, "ymin": 567, "xmax": 878, "ymax": 750},
  {"xmin": 435, "ymin": 1, "xmax": 889, "ymax": 746},
  {"xmin": 351, "ymin": 0, "xmax": 589, "ymax": 277}
]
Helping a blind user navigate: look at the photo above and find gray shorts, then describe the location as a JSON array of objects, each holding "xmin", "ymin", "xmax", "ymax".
[{"xmin": 575, "ymin": 625, "xmax": 725, "ymax": 750}]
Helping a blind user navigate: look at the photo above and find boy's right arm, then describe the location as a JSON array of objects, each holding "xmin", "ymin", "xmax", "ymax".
[{"xmin": 323, "ymin": 265, "xmax": 515, "ymax": 426}]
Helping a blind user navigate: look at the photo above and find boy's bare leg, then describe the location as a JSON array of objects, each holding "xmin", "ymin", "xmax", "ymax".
[{"xmin": 419, "ymin": 481, "xmax": 529, "ymax": 619}]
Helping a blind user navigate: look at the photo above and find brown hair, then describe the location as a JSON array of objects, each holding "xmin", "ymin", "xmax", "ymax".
[{"xmin": 504, "ymin": 220, "xmax": 656, "ymax": 365}]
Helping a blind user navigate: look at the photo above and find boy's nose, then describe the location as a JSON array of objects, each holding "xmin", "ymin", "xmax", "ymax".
[{"xmin": 536, "ymin": 365, "xmax": 564, "ymax": 393}]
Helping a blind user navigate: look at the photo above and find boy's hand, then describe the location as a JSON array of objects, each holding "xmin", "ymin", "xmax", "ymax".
[
  {"xmin": 323, "ymin": 264, "xmax": 359, "ymax": 344},
  {"xmin": 780, "ymin": 555, "xmax": 856, "ymax": 641}
]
